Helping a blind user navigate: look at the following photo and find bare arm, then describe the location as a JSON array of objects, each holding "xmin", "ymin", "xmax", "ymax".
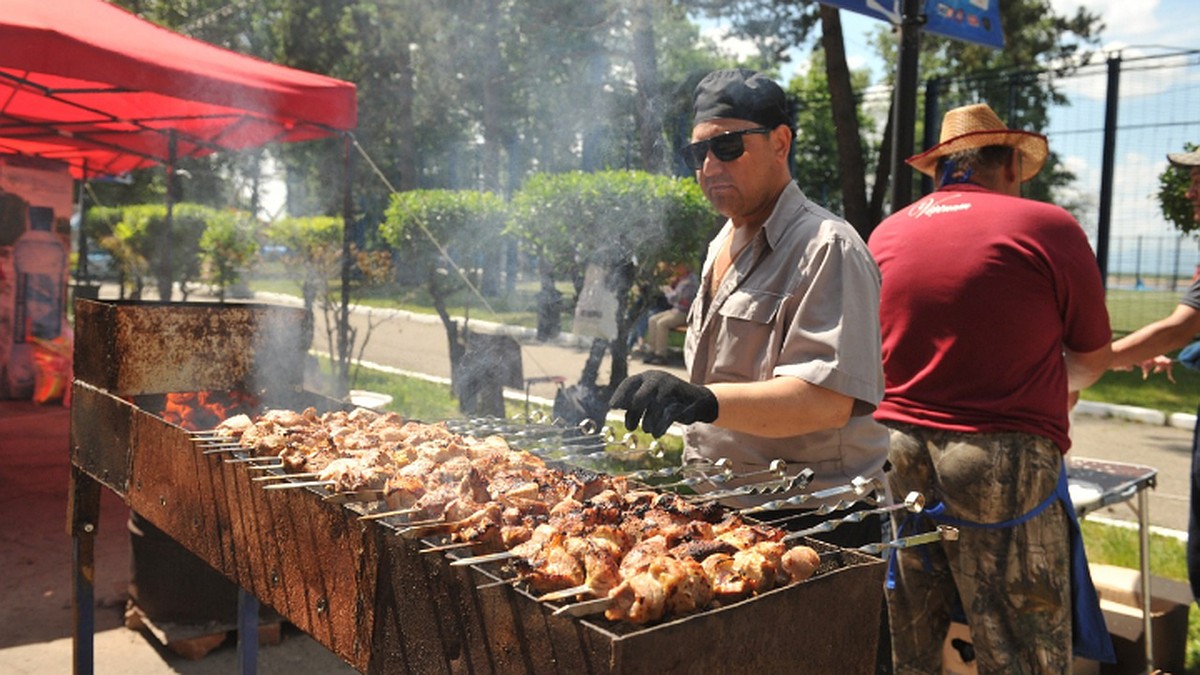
[
  {"xmin": 1110, "ymin": 303, "xmax": 1200, "ymax": 370},
  {"xmin": 1065, "ymin": 343, "xmax": 1113, "ymax": 392},
  {"xmin": 707, "ymin": 376, "xmax": 854, "ymax": 438}
]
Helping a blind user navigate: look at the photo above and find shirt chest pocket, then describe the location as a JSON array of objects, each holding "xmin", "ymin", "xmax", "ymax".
[{"xmin": 710, "ymin": 289, "xmax": 787, "ymax": 379}]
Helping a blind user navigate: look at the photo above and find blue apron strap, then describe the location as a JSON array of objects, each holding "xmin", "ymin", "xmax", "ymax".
[
  {"xmin": 888, "ymin": 461, "xmax": 1115, "ymax": 663},
  {"xmin": 886, "ymin": 481, "xmax": 1059, "ymax": 589},
  {"xmin": 1057, "ymin": 461, "xmax": 1116, "ymax": 663}
]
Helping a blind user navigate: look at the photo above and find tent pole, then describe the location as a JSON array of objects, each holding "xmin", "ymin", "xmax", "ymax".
[
  {"xmin": 339, "ymin": 133, "xmax": 353, "ymax": 395},
  {"xmin": 162, "ymin": 130, "xmax": 177, "ymax": 301},
  {"xmin": 75, "ymin": 161, "xmax": 89, "ymax": 283}
]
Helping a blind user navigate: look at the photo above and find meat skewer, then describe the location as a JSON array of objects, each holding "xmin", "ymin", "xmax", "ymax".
[
  {"xmin": 737, "ymin": 475, "xmax": 880, "ymax": 514},
  {"xmin": 690, "ymin": 467, "xmax": 816, "ymax": 503},
  {"xmin": 779, "ymin": 491, "xmax": 925, "ymax": 542},
  {"xmin": 358, "ymin": 507, "xmax": 421, "ymax": 521},
  {"xmin": 252, "ymin": 472, "xmax": 321, "ymax": 482},
  {"xmin": 323, "ymin": 490, "xmax": 388, "ymax": 504},
  {"xmin": 262, "ymin": 480, "xmax": 336, "ymax": 491},
  {"xmin": 419, "ymin": 540, "xmax": 476, "ymax": 553}
]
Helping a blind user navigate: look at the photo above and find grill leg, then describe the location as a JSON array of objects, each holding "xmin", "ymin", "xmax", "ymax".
[{"xmin": 68, "ymin": 466, "xmax": 100, "ymax": 675}]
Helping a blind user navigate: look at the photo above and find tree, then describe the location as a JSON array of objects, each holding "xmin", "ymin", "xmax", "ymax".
[
  {"xmin": 508, "ymin": 170, "xmax": 715, "ymax": 407},
  {"xmin": 865, "ymin": 0, "xmax": 1103, "ymax": 220},
  {"xmin": 1159, "ymin": 143, "xmax": 1200, "ymax": 237},
  {"xmin": 688, "ymin": 0, "xmax": 1103, "ymax": 232},
  {"xmin": 265, "ymin": 215, "xmax": 394, "ymax": 397},
  {"xmin": 787, "ymin": 49, "xmax": 876, "ymax": 216},
  {"xmin": 379, "ymin": 189, "xmax": 508, "ymax": 410}
]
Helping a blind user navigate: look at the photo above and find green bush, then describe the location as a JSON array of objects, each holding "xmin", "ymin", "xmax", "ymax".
[{"xmin": 199, "ymin": 210, "xmax": 259, "ymax": 300}]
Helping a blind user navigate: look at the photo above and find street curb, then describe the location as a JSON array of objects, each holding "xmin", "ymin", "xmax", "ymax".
[
  {"xmin": 1074, "ymin": 399, "xmax": 1196, "ymax": 432},
  {"xmin": 252, "ymin": 291, "xmax": 596, "ymax": 350}
]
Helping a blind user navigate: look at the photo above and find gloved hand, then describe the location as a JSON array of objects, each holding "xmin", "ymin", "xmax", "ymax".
[{"xmin": 608, "ymin": 370, "xmax": 719, "ymax": 437}]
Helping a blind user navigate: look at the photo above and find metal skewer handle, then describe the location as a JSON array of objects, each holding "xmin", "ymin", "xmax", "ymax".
[
  {"xmin": 855, "ymin": 524, "xmax": 959, "ymax": 556},
  {"xmin": 619, "ymin": 457, "xmax": 733, "ymax": 484},
  {"xmin": 736, "ymin": 474, "xmax": 877, "ymax": 513},
  {"xmin": 781, "ymin": 492, "xmax": 924, "ymax": 542},
  {"xmin": 692, "ymin": 467, "xmax": 816, "ymax": 502}
]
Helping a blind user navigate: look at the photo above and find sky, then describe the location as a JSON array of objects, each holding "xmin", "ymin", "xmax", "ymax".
[
  {"xmin": 703, "ymin": 0, "xmax": 1200, "ymax": 260},
  {"xmin": 704, "ymin": 0, "xmax": 1195, "ymax": 88}
]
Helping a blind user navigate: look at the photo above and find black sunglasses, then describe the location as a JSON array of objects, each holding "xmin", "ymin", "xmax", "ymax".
[{"xmin": 681, "ymin": 127, "xmax": 771, "ymax": 170}]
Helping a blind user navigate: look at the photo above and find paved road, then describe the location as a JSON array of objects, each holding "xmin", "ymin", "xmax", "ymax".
[{"xmin": 1068, "ymin": 414, "xmax": 1191, "ymax": 534}]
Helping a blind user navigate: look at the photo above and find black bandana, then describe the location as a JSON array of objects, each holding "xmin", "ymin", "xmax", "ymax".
[{"xmin": 692, "ymin": 69, "xmax": 790, "ymax": 129}]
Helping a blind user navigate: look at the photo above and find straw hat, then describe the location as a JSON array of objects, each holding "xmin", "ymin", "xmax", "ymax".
[
  {"xmin": 1167, "ymin": 149, "xmax": 1200, "ymax": 167},
  {"xmin": 906, "ymin": 103, "xmax": 1049, "ymax": 183}
]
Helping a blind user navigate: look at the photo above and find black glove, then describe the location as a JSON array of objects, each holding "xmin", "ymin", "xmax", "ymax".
[{"xmin": 608, "ymin": 370, "xmax": 719, "ymax": 437}]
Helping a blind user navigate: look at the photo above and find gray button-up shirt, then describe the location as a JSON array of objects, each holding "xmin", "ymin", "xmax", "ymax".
[{"xmin": 682, "ymin": 182, "xmax": 889, "ymax": 509}]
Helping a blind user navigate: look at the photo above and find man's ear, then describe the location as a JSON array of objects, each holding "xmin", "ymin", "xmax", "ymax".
[
  {"xmin": 1007, "ymin": 150, "xmax": 1022, "ymax": 183},
  {"xmin": 772, "ymin": 126, "xmax": 793, "ymax": 159}
]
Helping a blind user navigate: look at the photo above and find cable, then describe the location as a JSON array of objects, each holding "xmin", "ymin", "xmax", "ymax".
[
  {"xmin": 348, "ymin": 132, "xmax": 497, "ymax": 317},
  {"xmin": 349, "ymin": 134, "xmax": 569, "ymax": 382}
]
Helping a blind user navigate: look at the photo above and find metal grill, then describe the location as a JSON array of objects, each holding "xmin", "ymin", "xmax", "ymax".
[{"xmin": 69, "ymin": 298, "xmax": 887, "ymax": 674}]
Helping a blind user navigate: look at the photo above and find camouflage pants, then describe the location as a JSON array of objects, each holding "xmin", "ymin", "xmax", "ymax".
[{"xmin": 884, "ymin": 424, "xmax": 1071, "ymax": 675}]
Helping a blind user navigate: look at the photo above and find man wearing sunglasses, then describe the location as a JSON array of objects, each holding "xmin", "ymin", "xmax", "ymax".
[{"xmin": 610, "ymin": 69, "xmax": 889, "ymax": 549}]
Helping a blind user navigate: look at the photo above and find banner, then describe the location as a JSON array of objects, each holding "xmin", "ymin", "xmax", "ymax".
[{"xmin": 819, "ymin": 0, "xmax": 1003, "ymax": 50}]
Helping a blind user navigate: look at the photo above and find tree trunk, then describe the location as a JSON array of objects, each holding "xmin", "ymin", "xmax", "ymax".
[
  {"xmin": 433, "ymin": 290, "xmax": 464, "ymax": 389},
  {"xmin": 820, "ymin": 6, "xmax": 870, "ymax": 238},
  {"xmin": 867, "ymin": 105, "xmax": 896, "ymax": 233},
  {"xmin": 608, "ymin": 260, "xmax": 636, "ymax": 388},
  {"xmin": 394, "ymin": 32, "xmax": 418, "ymax": 193},
  {"xmin": 630, "ymin": 0, "xmax": 665, "ymax": 172}
]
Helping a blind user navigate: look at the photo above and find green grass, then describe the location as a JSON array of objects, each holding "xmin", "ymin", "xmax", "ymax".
[
  {"xmin": 245, "ymin": 274, "xmax": 574, "ymax": 330},
  {"xmin": 1087, "ymin": 366, "xmax": 1200, "ymax": 415},
  {"xmin": 1106, "ymin": 287, "xmax": 1190, "ymax": 335}
]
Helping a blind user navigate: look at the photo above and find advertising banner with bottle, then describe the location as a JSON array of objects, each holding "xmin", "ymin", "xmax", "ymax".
[{"xmin": 0, "ymin": 156, "xmax": 74, "ymax": 400}]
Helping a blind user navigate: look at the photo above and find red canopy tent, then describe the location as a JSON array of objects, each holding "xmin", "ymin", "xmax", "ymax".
[
  {"xmin": 0, "ymin": 0, "xmax": 357, "ymax": 178},
  {"xmin": 0, "ymin": 0, "xmax": 359, "ymax": 303}
]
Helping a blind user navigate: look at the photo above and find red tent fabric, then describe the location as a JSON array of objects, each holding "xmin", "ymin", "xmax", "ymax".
[{"xmin": 0, "ymin": 0, "xmax": 357, "ymax": 178}]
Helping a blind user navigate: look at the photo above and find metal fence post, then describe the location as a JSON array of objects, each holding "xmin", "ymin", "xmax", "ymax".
[
  {"xmin": 921, "ymin": 77, "xmax": 940, "ymax": 198},
  {"xmin": 1097, "ymin": 54, "xmax": 1122, "ymax": 290}
]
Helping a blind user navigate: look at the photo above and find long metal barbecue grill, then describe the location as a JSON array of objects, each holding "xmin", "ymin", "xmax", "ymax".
[{"xmin": 69, "ymin": 298, "xmax": 887, "ymax": 674}]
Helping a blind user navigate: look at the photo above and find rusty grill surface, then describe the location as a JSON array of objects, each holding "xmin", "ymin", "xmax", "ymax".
[{"xmin": 70, "ymin": 299, "xmax": 885, "ymax": 674}]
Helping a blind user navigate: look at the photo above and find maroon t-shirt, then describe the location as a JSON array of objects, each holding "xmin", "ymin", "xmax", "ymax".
[{"xmin": 868, "ymin": 184, "xmax": 1112, "ymax": 452}]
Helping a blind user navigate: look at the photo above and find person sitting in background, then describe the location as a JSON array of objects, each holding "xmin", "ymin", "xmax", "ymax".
[
  {"xmin": 628, "ymin": 261, "xmax": 671, "ymax": 352},
  {"xmin": 1108, "ymin": 145, "xmax": 1200, "ymax": 602},
  {"xmin": 641, "ymin": 262, "xmax": 697, "ymax": 365}
]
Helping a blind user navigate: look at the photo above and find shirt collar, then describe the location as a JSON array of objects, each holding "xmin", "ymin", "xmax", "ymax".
[{"xmin": 761, "ymin": 182, "xmax": 805, "ymax": 251}]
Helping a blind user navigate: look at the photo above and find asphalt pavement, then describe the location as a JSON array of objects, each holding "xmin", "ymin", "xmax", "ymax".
[{"xmin": 0, "ymin": 283, "xmax": 1190, "ymax": 673}]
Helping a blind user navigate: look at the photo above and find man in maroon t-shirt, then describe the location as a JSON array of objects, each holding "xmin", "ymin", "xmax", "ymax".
[{"xmin": 868, "ymin": 104, "xmax": 1113, "ymax": 672}]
